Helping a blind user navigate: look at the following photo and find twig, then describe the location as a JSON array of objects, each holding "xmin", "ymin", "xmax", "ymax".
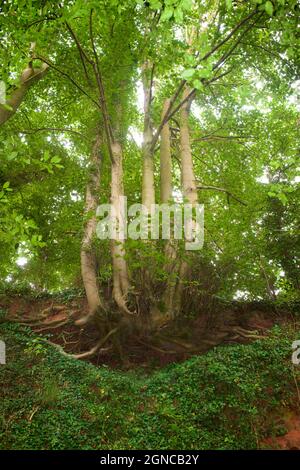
[{"xmin": 197, "ymin": 184, "xmax": 247, "ymax": 206}]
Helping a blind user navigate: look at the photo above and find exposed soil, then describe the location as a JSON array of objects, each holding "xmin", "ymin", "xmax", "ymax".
[
  {"xmin": 261, "ymin": 410, "xmax": 300, "ymax": 450},
  {"xmin": 1, "ymin": 294, "xmax": 297, "ymax": 370}
]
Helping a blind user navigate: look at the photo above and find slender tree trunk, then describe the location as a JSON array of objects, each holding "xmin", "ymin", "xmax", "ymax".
[
  {"xmin": 141, "ymin": 62, "xmax": 155, "ymax": 212},
  {"xmin": 77, "ymin": 132, "xmax": 103, "ymax": 326},
  {"xmin": 0, "ymin": 63, "xmax": 48, "ymax": 126},
  {"xmin": 172, "ymin": 86, "xmax": 198, "ymax": 315},
  {"xmin": 110, "ymin": 140, "xmax": 131, "ymax": 315},
  {"xmin": 180, "ymin": 87, "xmax": 198, "ymax": 206},
  {"xmin": 160, "ymin": 99, "xmax": 172, "ymax": 204},
  {"xmin": 151, "ymin": 99, "xmax": 177, "ymax": 326}
]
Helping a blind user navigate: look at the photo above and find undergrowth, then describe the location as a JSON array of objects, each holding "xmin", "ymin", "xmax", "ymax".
[{"xmin": 0, "ymin": 321, "xmax": 299, "ymax": 450}]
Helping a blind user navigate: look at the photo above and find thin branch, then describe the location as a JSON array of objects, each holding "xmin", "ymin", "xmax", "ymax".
[
  {"xmin": 11, "ymin": 127, "xmax": 86, "ymax": 139},
  {"xmin": 240, "ymin": 41, "xmax": 293, "ymax": 66},
  {"xmin": 149, "ymin": 9, "xmax": 260, "ymax": 152},
  {"xmin": 200, "ymin": 9, "xmax": 259, "ymax": 63},
  {"xmin": 150, "ymin": 80, "xmax": 186, "ymax": 151},
  {"xmin": 212, "ymin": 13, "xmax": 264, "ymax": 72},
  {"xmin": 65, "ymin": 21, "xmax": 94, "ymax": 84},
  {"xmin": 89, "ymin": 9, "xmax": 114, "ymax": 161},
  {"xmin": 193, "ymin": 134, "xmax": 253, "ymax": 142},
  {"xmin": 34, "ymin": 55, "xmax": 100, "ymax": 110},
  {"xmin": 165, "ymin": 88, "xmax": 196, "ymax": 124},
  {"xmin": 65, "ymin": 21, "xmax": 94, "ymax": 65},
  {"xmin": 197, "ymin": 184, "xmax": 247, "ymax": 206},
  {"xmin": 207, "ymin": 67, "xmax": 234, "ymax": 85}
]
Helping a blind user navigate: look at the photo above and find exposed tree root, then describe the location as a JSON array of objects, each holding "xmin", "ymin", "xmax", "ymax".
[
  {"xmin": 135, "ymin": 337, "xmax": 179, "ymax": 355},
  {"xmin": 231, "ymin": 326, "xmax": 266, "ymax": 340},
  {"xmin": 41, "ymin": 326, "xmax": 119, "ymax": 360},
  {"xmin": 33, "ymin": 320, "xmax": 71, "ymax": 333},
  {"xmin": 157, "ymin": 334, "xmax": 195, "ymax": 350},
  {"xmin": 72, "ymin": 327, "xmax": 119, "ymax": 359}
]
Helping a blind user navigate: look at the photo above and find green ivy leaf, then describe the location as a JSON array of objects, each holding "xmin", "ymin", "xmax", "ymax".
[{"xmin": 264, "ymin": 1, "xmax": 274, "ymax": 16}]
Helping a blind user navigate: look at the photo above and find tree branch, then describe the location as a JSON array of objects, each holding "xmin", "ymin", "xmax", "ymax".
[
  {"xmin": 212, "ymin": 12, "xmax": 264, "ymax": 72},
  {"xmin": 11, "ymin": 127, "xmax": 86, "ymax": 139},
  {"xmin": 200, "ymin": 9, "xmax": 259, "ymax": 63},
  {"xmin": 89, "ymin": 8, "xmax": 114, "ymax": 161},
  {"xmin": 65, "ymin": 21, "xmax": 94, "ymax": 84},
  {"xmin": 197, "ymin": 184, "xmax": 247, "ymax": 206},
  {"xmin": 34, "ymin": 55, "xmax": 100, "ymax": 110}
]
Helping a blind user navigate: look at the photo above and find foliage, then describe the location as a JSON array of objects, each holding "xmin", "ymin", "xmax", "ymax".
[{"xmin": 0, "ymin": 322, "xmax": 299, "ymax": 449}]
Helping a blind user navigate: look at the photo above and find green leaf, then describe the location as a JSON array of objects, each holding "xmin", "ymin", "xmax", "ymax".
[
  {"xmin": 149, "ymin": 0, "xmax": 162, "ymax": 9},
  {"xmin": 174, "ymin": 7, "xmax": 183, "ymax": 23},
  {"xmin": 51, "ymin": 156, "xmax": 61, "ymax": 164},
  {"xmin": 182, "ymin": 68, "xmax": 195, "ymax": 80},
  {"xmin": 193, "ymin": 79, "xmax": 203, "ymax": 90},
  {"xmin": 160, "ymin": 6, "xmax": 174, "ymax": 21},
  {"xmin": 43, "ymin": 150, "xmax": 50, "ymax": 161},
  {"xmin": 197, "ymin": 67, "xmax": 211, "ymax": 79},
  {"xmin": 225, "ymin": 0, "xmax": 232, "ymax": 10},
  {"xmin": 8, "ymin": 151, "xmax": 18, "ymax": 161},
  {"xmin": 181, "ymin": 0, "xmax": 193, "ymax": 10},
  {"xmin": 264, "ymin": 1, "xmax": 274, "ymax": 16}
]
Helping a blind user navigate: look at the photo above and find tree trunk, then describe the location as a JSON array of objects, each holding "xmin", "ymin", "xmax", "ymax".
[
  {"xmin": 151, "ymin": 99, "xmax": 178, "ymax": 326},
  {"xmin": 77, "ymin": 132, "xmax": 103, "ymax": 326},
  {"xmin": 172, "ymin": 86, "xmax": 198, "ymax": 315},
  {"xmin": 111, "ymin": 140, "xmax": 131, "ymax": 315},
  {"xmin": 0, "ymin": 63, "xmax": 48, "ymax": 126},
  {"xmin": 141, "ymin": 62, "xmax": 155, "ymax": 213},
  {"xmin": 180, "ymin": 87, "xmax": 198, "ymax": 206},
  {"xmin": 160, "ymin": 99, "xmax": 172, "ymax": 204}
]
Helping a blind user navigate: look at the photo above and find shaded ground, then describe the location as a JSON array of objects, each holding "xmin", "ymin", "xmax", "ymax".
[
  {"xmin": 0, "ymin": 321, "xmax": 299, "ymax": 450},
  {"xmin": 0, "ymin": 294, "xmax": 297, "ymax": 370}
]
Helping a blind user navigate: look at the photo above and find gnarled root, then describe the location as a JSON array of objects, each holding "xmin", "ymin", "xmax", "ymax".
[{"xmin": 41, "ymin": 326, "xmax": 119, "ymax": 360}]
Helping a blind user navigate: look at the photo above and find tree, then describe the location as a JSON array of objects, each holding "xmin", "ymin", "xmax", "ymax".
[{"xmin": 0, "ymin": 0, "xmax": 299, "ymax": 354}]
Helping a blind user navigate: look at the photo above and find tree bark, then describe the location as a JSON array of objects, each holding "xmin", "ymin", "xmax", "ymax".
[
  {"xmin": 110, "ymin": 140, "xmax": 131, "ymax": 315},
  {"xmin": 151, "ymin": 98, "xmax": 178, "ymax": 326},
  {"xmin": 172, "ymin": 86, "xmax": 198, "ymax": 315},
  {"xmin": 160, "ymin": 99, "xmax": 172, "ymax": 204},
  {"xmin": 0, "ymin": 63, "xmax": 48, "ymax": 127},
  {"xmin": 77, "ymin": 132, "xmax": 104, "ymax": 326},
  {"xmin": 180, "ymin": 86, "xmax": 198, "ymax": 206},
  {"xmin": 141, "ymin": 62, "xmax": 155, "ymax": 213}
]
